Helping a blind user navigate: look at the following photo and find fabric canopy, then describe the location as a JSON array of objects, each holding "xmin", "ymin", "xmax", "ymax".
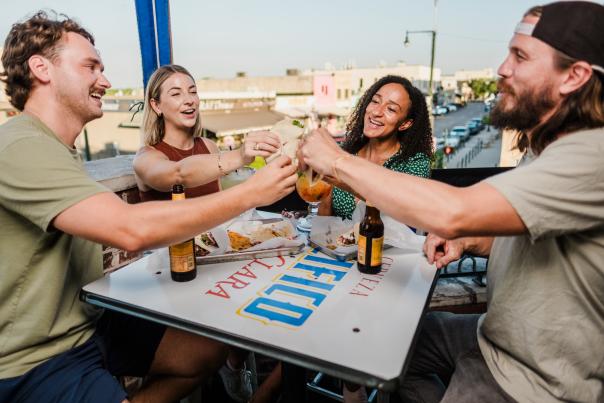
[{"xmin": 134, "ymin": 0, "xmax": 172, "ymax": 89}]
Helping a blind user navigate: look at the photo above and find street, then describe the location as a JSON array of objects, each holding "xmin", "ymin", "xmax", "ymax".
[
  {"xmin": 433, "ymin": 102, "xmax": 485, "ymax": 137},
  {"xmin": 433, "ymin": 102, "xmax": 502, "ymax": 168}
]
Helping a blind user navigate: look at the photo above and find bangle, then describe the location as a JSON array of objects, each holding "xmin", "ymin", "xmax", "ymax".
[
  {"xmin": 217, "ymin": 152, "xmax": 226, "ymax": 176},
  {"xmin": 332, "ymin": 155, "xmax": 349, "ymax": 183}
]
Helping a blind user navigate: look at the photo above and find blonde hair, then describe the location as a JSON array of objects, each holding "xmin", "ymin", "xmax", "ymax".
[{"xmin": 141, "ymin": 64, "xmax": 203, "ymax": 146}]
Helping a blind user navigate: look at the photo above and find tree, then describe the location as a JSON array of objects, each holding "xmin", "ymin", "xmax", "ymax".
[{"xmin": 468, "ymin": 79, "xmax": 497, "ymax": 100}]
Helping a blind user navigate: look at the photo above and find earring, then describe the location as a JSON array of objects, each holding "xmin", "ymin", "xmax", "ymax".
[{"xmin": 158, "ymin": 112, "xmax": 163, "ymax": 118}]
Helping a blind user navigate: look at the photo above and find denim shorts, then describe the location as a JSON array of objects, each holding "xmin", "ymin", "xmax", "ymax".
[{"xmin": 0, "ymin": 311, "xmax": 166, "ymax": 403}]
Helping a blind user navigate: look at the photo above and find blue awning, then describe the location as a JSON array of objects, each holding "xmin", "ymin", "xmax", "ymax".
[{"xmin": 134, "ymin": 0, "xmax": 173, "ymax": 89}]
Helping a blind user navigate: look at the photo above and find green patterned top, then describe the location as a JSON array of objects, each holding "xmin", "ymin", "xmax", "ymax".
[{"xmin": 331, "ymin": 152, "xmax": 431, "ymax": 219}]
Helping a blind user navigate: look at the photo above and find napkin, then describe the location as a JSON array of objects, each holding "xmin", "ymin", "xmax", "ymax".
[{"xmin": 309, "ymin": 202, "xmax": 426, "ymax": 253}]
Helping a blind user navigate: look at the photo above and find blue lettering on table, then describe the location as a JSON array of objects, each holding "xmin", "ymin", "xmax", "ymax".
[{"xmin": 237, "ymin": 249, "xmax": 354, "ymax": 329}]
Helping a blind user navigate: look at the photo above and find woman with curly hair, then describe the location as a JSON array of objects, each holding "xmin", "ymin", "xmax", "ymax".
[{"xmin": 319, "ymin": 75, "xmax": 433, "ymax": 220}]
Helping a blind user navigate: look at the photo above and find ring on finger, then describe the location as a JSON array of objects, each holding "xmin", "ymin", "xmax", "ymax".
[{"xmin": 254, "ymin": 143, "xmax": 260, "ymax": 151}]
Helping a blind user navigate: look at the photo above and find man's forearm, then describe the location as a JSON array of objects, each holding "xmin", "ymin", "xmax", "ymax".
[
  {"xmin": 55, "ymin": 183, "xmax": 257, "ymax": 253},
  {"xmin": 335, "ymin": 156, "xmax": 465, "ymax": 238},
  {"xmin": 334, "ymin": 155, "xmax": 526, "ymax": 238},
  {"xmin": 124, "ymin": 183, "xmax": 255, "ymax": 250}
]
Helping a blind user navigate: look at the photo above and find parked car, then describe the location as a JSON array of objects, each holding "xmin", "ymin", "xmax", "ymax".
[
  {"xmin": 443, "ymin": 104, "xmax": 457, "ymax": 112},
  {"xmin": 470, "ymin": 117, "xmax": 485, "ymax": 131},
  {"xmin": 450, "ymin": 126, "xmax": 470, "ymax": 141},
  {"xmin": 445, "ymin": 135, "xmax": 461, "ymax": 148},
  {"xmin": 432, "ymin": 105, "xmax": 448, "ymax": 116},
  {"xmin": 467, "ymin": 121, "xmax": 480, "ymax": 135}
]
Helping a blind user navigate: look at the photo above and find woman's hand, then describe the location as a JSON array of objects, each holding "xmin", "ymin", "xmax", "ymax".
[
  {"xmin": 298, "ymin": 128, "xmax": 347, "ymax": 176},
  {"xmin": 241, "ymin": 131, "xmax": 281, "ymax": 165}
]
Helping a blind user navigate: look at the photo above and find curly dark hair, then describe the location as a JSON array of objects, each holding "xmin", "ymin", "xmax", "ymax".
[
  {"xmin": 0, "ymin": 10, "xmax": 94, "ymax": 111},
  {"xmin": 342, "ymin": 75, "xmax": 433, "ymax": 163}
]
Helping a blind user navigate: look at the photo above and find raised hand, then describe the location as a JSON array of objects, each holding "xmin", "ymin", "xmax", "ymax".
[
  {"xmin": 242, "ymin": 130, "xmax": 281, "ymax": 164},
  {"xmin": 298, "ymin": 128, "xmax": 347, "ymax": 177},
  {"xmin": 244, "ymin": 155, "xmax": 297, "ymax": 206}
]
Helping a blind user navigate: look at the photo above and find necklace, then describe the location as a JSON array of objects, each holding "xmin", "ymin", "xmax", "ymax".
[{"xmin": 364, "ymin": 142, "xmax": 399, "ymax": 166}]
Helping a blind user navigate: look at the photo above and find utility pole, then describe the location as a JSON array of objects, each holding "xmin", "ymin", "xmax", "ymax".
[{"xmin": 404, "ymin": 0, "xmax": 438, "ymax": 104}]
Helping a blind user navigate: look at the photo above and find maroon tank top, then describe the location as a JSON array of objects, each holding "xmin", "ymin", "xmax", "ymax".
[{"xmin": 139, "ymin": 137, "xmax": 221, "ymax": 202}]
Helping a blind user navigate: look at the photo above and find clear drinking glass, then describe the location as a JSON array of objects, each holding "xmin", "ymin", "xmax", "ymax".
[
  {"xmin": 220, "ymin": 166, "xmax": 254, "ymax": 189},
  {"xmin": 295, "ymin": 169, "xmax": 332, "ymax": 232}
]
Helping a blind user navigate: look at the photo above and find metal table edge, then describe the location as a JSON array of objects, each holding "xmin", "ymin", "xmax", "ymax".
[{"xmin": 79, "ymin": 288, "xmax": 404, "ymax": 391}]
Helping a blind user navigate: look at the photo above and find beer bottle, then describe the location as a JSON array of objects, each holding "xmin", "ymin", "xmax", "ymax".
[
  {"xmin": 169, "ymin": 184, "xmax": 197, "ymax": 282},
  {"xmin": 357, "ymin": 202, "xmax": 384, "ymax": 274}
]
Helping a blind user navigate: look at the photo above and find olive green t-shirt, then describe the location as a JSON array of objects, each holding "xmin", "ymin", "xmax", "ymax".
[
  {"xmin": 0, "ymin": 114, "xmax": 109, "ymax": 378},
  {"xmin": 479, "ymin": 128, "xmax": 604, "ymax": 403}
]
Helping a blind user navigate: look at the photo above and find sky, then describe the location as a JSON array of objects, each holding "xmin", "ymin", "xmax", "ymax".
[{"xmin": 1, "ymin": 0, "xmax": 553, "ymax": 88}]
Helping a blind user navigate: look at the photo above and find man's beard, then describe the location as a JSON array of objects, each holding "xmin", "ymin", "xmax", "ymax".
[{"xmin": 490, "ymin": 80, "xmax": 556, "ymax": 132}]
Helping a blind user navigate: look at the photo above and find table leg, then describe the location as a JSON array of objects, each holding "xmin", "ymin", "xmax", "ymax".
[{"xmin": 281, "ymin": 362, "xmax": 307, "ymax": 403}]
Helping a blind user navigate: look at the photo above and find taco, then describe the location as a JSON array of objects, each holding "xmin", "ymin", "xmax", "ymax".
[
  {"xmin": 266, "ymin": 118, "xmax": 305, "ymax": 163},
  {"xmin": 194, "ymin": 231, "xmax": 219, "ymax": 256}
]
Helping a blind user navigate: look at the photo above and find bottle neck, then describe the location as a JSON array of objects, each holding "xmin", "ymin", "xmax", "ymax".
[
  {"xmin": 172, "ymin": 184, "xmax": 185, "ymax": 200},
  {"xmin": 365, "ymin": 205, "xmax": 380, "ymax": 219}
]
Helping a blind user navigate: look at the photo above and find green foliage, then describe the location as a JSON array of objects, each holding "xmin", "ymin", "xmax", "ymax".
[
  {"xmin": 105, "ymin": 88, "xmax": 135, "ymax": 96},
  {"xmin": 468, "ymin": 79, "xmax": 497, "ymax": 100},
  {"xmin": 431, "ymin": 149, "xmax": 444, "ymax": 169}
]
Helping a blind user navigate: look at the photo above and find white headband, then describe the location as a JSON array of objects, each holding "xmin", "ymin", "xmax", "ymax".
[
  {"xmin": 513, "ymin": 21, "xmax": 604, "ymax": 74},
  {"xmin": 514, "ymin": 22, "xmax": 535, "ymax": 36}
]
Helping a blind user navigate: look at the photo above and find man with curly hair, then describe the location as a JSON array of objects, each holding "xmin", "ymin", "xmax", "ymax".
[{"xmin": 0, "ymin": 11, "xmax": 296, "ymax": 403}]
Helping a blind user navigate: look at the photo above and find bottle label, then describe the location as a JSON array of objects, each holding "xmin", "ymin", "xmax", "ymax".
[
  {"xmin": 357, "ymin": 235, "xmax": 384, "ymax": 266},
  {"xmin": 370, "ymin": 236, "xmax": 384, "ymax": 266},
  {"xmin": 169, "ymin": 241, "xmax": 195, "ymax": 273},
  {"xmin": 358, "ymin": 235, "xmax": 367, "ymax": 264}
]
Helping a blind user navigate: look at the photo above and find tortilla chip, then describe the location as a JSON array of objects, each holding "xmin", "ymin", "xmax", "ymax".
[{"xmin": 228, "ymin": 230, "xmax": 254, "ymax": 251}]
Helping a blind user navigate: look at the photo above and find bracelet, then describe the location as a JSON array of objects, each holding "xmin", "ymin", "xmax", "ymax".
[
  {"xmin": 217, "ymin": 152, "xmax": 226, "ymax": 176},
  {"xmin": 332, "ymin": 155, "xmax": 349, "ymax": 183}
]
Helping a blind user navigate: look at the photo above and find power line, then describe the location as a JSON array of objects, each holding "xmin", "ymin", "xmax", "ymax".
[{"xmin": 438, "ymin": 33, "xmax": 506, "ymax": 43}]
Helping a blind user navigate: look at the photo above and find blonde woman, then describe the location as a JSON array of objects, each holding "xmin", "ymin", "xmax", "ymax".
[
  {"xmin": 133, "ymin": 64, "xmax": 278, "ymax": 402},
  {"xmin": 134, "ymin": 64, "xmax": 280, "ymax": 201}
]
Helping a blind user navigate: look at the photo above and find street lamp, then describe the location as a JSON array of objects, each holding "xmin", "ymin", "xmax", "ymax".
[
  {"xmin": 404, "ymin": 29, "xmax": 437, "ymax": 104},
  {"xmin": 403, "ymin": 0, "xmax": 438, "ymax": 105}
]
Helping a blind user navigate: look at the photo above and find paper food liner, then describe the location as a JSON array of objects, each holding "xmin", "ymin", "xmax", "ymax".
[
  {"xmin": 194, "ymin": 209, "xmax": 303, "ymax": 256},
  {"xmin": 310, "ymin": 201, "xmax": 425, "ymax": 253}
]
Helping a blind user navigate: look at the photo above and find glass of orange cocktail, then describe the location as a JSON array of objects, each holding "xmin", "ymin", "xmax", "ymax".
[{"xmin": 295, "ymin": 168, "xmax": 332, "ymax": 232}]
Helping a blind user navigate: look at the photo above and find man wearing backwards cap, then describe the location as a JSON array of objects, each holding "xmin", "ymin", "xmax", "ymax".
[{"xmin": 299, "ymin": 2, "xmax": 604, "ymax": 402}]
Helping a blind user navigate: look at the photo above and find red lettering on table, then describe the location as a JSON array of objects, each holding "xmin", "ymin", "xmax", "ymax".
[
  {"xmin": 349, "ymin": 265, "xmax": 391, "ymax": 296},
  {"xmin": 358, "ymin": 282, "xmax": 374, "ymax": 291},
  {"xmin": 205, "ymin": 284, "xmax": 230, "ymax": 299},
  {"xmin": 248, "ymin": 258, "xmax": 273, "ymax": 270},
  {"xmin": 235, "ymin": 266, "xmax": 257, "ymax": 279},
  {"xmin": 217, "ymin": 275, "xmax": 250, "ymax": 289}
]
